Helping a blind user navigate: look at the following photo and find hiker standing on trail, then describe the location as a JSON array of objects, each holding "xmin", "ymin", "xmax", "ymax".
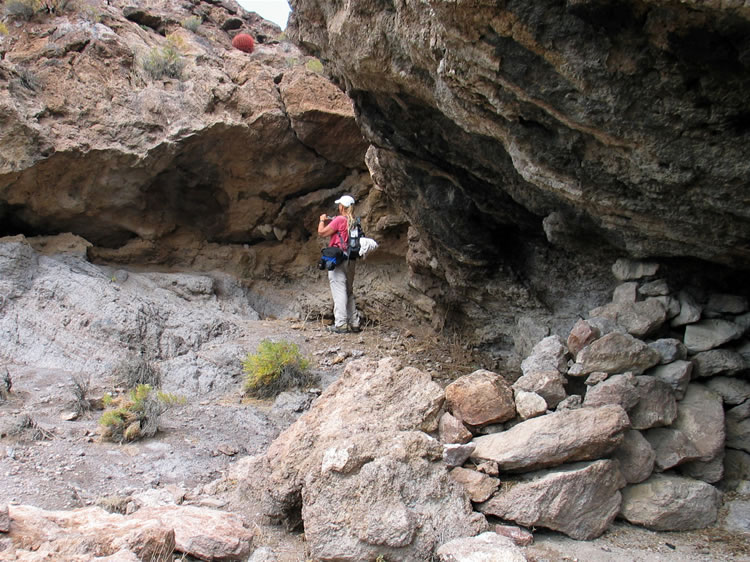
[{"xmin": 318, "ymin": 195, "xmax": 361, "ymax": 334}]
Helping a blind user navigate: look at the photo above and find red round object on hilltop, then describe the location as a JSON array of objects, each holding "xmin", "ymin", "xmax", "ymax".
[{"xmin": 232, "ymin": 33, "xmax": 255, "ymax": 54}]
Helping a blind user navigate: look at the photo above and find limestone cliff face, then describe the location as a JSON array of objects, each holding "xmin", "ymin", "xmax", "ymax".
[
  {"xmin": 288, "ymin": 0, "xmax": 750, "ymax": 339},
  {"xmin": 0, "ymin": 0, "xmax": 373, "ymax": 274}
]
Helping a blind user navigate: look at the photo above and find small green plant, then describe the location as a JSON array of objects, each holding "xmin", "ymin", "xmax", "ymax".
[
  {"xmin": 182, "ymin": 15, "xmax": 201, "ymax": 32},
  {"xmin": 0, "ymin": 22, "xmax": 9, "ymax": 35},
  {"xmin": 242, "ymin": 339, "xmax": 314, "ymax": 398},
  {"xmin": 141, "ymin": 36, "xmax": 185, "ymax": 80},
  {"xmin": 305, "ymin": 58, "xmax": 324, "ymax": 73},
  {"xmin": 99, "ymin": 384, "xmax": 185, "ymax": 443}
]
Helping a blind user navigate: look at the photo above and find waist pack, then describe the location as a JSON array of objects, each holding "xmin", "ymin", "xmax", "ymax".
[{"xmin": 318, "ymin": 246, "xmax": 344, "ymax": 271}]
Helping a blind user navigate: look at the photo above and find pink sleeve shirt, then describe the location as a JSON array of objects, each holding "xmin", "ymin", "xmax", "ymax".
[{"xmin": 328, "ymin": 215, "xmax": 349, "ymax": 249}]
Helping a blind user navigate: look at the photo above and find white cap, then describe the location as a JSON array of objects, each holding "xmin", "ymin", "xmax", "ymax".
[{"xmin": 335, "ymin": 195, "xmax": 355, "ymax": 208}]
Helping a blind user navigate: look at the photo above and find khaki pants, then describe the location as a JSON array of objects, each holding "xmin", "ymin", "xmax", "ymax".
[{"xmin": 328, "ymin": 259, "xmax": 359, "ymax": 329}]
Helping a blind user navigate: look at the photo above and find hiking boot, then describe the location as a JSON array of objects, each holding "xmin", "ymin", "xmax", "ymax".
[
  {"xmin": 327, "ymin": 325, "xmax": 349, "ymax": 334},
  {"xmin": 348, "ymin": 324, "xmax": 361, "ymax": 333}
]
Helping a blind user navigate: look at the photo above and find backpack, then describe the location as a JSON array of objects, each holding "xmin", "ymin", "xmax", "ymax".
[{"xmin": 346, "ymin": 218, "xmax": 362, "ymax": 260}]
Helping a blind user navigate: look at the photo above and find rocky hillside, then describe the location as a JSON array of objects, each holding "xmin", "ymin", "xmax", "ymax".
[
  {"xmin": 289, "ymin": 0, "xmax": 750, "ymax": 353},
  {"xmin": 0, "ymin": 0, "xmax": 406, "ymax": 301}
]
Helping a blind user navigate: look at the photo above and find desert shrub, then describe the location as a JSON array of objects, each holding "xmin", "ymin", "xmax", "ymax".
[
  {"xmin": 305, "ymin": 58, "xmax": 324, "ymax": 73},
  {"xmin": 0, "ymin": 368, "xmax": 11, "ymax": 401},
  {"xmin": 39, "ymin": 0, "xmax": 74, "ymax": 13},
  {"xmin": 113, "ymin": 355, "xmax": 162, "ymax": 389},
  {"xmin": 99, "ymin": 384, "xmax": 185, "ymax": 443},
  {"xmin": 69, "ymin": 373, "xmax": 91, "ymax": 415},
  {"xmin": 12, "ymin": 414, "xmax": 53, "ymax": 440},
  {"xmin": 141, "ymin": 37, "xmax": 184, "ymax": 80},
  {"xmin": 4, "ymin": 0, "xmax": 38, "ymax": 21},
  {"xmin": 182, "ymin": 15, "xmax": 201, "ymax": 32},
  {"xmin": 242, "ymin": 339, "xmax": 314, "ymax": 399}
]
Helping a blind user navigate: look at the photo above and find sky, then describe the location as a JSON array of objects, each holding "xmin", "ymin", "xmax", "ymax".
[{"xmin": 237, "ymin": 0, "xmax": 291, "ymax": 29}]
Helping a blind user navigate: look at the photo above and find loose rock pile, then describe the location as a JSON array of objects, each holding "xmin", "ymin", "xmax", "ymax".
[
  {"xmin": 238, "ymin": 257, "xmax": 749, "ymax": 560},
  {"xmin": 442, "ymin": 258, "xmax": 748, "ymax": 542}
]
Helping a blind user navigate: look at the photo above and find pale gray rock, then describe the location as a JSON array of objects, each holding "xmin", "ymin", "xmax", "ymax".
[
  {"xmin": 0, "ymin": 504, "xmax": 8, "ymax": 533},
  {"xmin": 477, "ymin": 460, "xmax": 626, "ymax": 540},
  {"xmin": 723, "ymin": 449, "xmax": 750, "ymax": 490},
  {"xmin": 255, "ymin": 358, "xmax": 485, "ymax": 561},
  {"xmin": 588, "ymin": 299, "xmax": 667, "ymax": 338},
  {"xmin": 444, "ymin": 443, "xmax": 476, "ymax": 468},
  {"xmin": 648, "ymin": 338, "xmax": 687, "ymax": 364},
  {"xmin": 0, "ymin": 236, "xmax": 39, "ymax": 299},
  {"xmin": 643, "ymin": 428, "xmax": 701, "ymax": 471},
  {"xmin": 611, "ymin": 430, "xmax": 656, "ymax": 484},
  {"xmin": 512, "ymin": 369, "xmax": 567, "ymax": 409},
  {"xmin": 726, "ymin": 400, "xmax": 750, "ymax": 453},
  {"xmin": 567, "ymin": 318, "xmax": 600, "ymax": 359},
  {"xmin": 672, "ymin": 384, "xmax": 726, "ymax": 461},
  {"xmin": 691, "ymin": 349, "xmax": 747, "ymax": 378},
  {"xmin": 0, "ymin": 238, "xmax": 260, "ymax": 396},
  {"xmin": 671, "ymin": 291, "xmax": 703, "ymax": 328},
  {"xmin": 706, "ymin": 294, "xmax": 748, "ymax": 315},
  {"xmin": 436, "ymin": 532, "xmax": 527, "ymax": 562},
  {"xmin": 684, "ymin": 319, "xmax": 743, "ymax": 353},
  {"xmin": 521, "ymin": 335, "xmax": 569, "ymax": 375},
  {"xmin": 513, "ymin": 317, "xmax": 550, "ymax": 361},
  {"xmin": 619, "ymin": 474, "xmax": 722, "ymax": 531},
  {"xmin": 646, "ymin": 361, "xmax": 692, "ymax": 400},
  {"xmin": 514, "ymin": 390, "xmax": 548, "ymax": 420},
  {"xmin": 471, "ymin": 405, "xmax": 629, "ymax": 472},
  {"xmin": 722, "ymin": 499, "xmax": 750, "ymax": 535},
  {"xmin": 556, "ymin": 394, "xmax": 582, "ymax": 411},
  {"xmin": 583, "ymin": 373, "xmax": 639, "ymax": 411},
  {"xmin": 449, "ymin": 467, "xmax": 500, "ymax": 503},
  {"xmin": 575, "ymin": 332, "xmax": 661, "ymax": 375},
  {"xmin": 439, "ymin": 412, "xmax": 473, "ymax": 445},
  {"xmin": 628, "ymin": 377, "xmax": 677, "ymax": 430},
  {"xmin": 612, "ymin": 282, "xmax": 638, "ymax": 304},
  {"xmin": 652, "ymin": 295, "xmax": 681, "ymax": 320},
  {"xmin": 706, "ymin": 376, "xmax": 750, "ymax": 405},
  {"xmin": 736, "ymin": 314, "xmax": 750, "ymax": 335},
  {"xmin": 679, "ymin": 452, "xmax": 724, "ymax": 484},
  {"xmin": 638, "ymin": 279, "xmax": 669, "ymax": 297},
  {"xmin": 612, "ymin": 259, "xmax": 659, "ymax": 281},
  {"xmin": 445, "ymin": 369, "xmax": 516, "ymax": 427}
]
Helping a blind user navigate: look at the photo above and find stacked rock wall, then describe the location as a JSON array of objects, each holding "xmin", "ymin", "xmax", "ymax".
[{"xmin": 439, "ymin": 258, "xmax": 749, "ymax": 539}]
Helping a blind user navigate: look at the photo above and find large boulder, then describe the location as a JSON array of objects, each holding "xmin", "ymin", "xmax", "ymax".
[
  {"xmin": 477, "ymin": 460, "xmax": 626, "ymax": 540},
  {"xmin": 726, "ymin": 400, "xmax": 750, "ymax": 454},
  {"xmin": 588, "ymin": 299, "xmax": 667, "ymax": 338},
  {"xmin": 582, "ymin": 373, "xmax": 639, "ymax": 411},
  {"xmin": 691, "ymin": 349, "xmax": 747, "ymax": 378},
  {"xmin": 628, "ymin": 377, "xmax": 677, "ymax": 430},
  {"xmin": 248, "ymin": 357, "xmax": 486, "ymax": 561},
  {"xmin": 684, "ymin": 320, "xmax": 744, "ymax": 353},
  {"xmin": 445, "ymin": 369, "xmax": 516, "ymax": 427},
  {"xmin": 471, "ymin": 404, "xmax": 629, "ymax": 472},
  {"xmin": 574, "ymin": 332, "xmax": 661, "ymax": 376},
  {"xmin": 619, "ymin": 474, "xmax": 722, "ymax": 531},
  {"xmin": 671, "ymin": 384, "xmax": 725, "ymax": 462},
  {"xmin": 646, "ymin": 361, "xmax": 692, "ymax": 400},
  {"xmin": 611, "ymin": 430, "xmax": 655, "ymax": 484}
]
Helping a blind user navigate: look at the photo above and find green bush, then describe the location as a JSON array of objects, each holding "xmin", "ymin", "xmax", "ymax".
[
  {"xmin": 141, "ymin": 40, "xmax": 184, "ymax": 80},
  {"xmin": 0, "ymin": 23, "xmax": 9, "ymax": 35},
  {"xmin": 305, "ymin": 58, "xmax": 324, "ymax": 73},
  {"xmin": 99, "ymin": 384, "xmax": 185, "ymax": 443},
  {"xmin": 182, "ymin": 15, "xmax": 201, "ymax": 32},
  {"xmin": 243, "ymin": 339, "xmax": 314, "ymax": 398},
  {"xmin": 4, "ymin": 0, "xmax": 38, "ymax": 21}
]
